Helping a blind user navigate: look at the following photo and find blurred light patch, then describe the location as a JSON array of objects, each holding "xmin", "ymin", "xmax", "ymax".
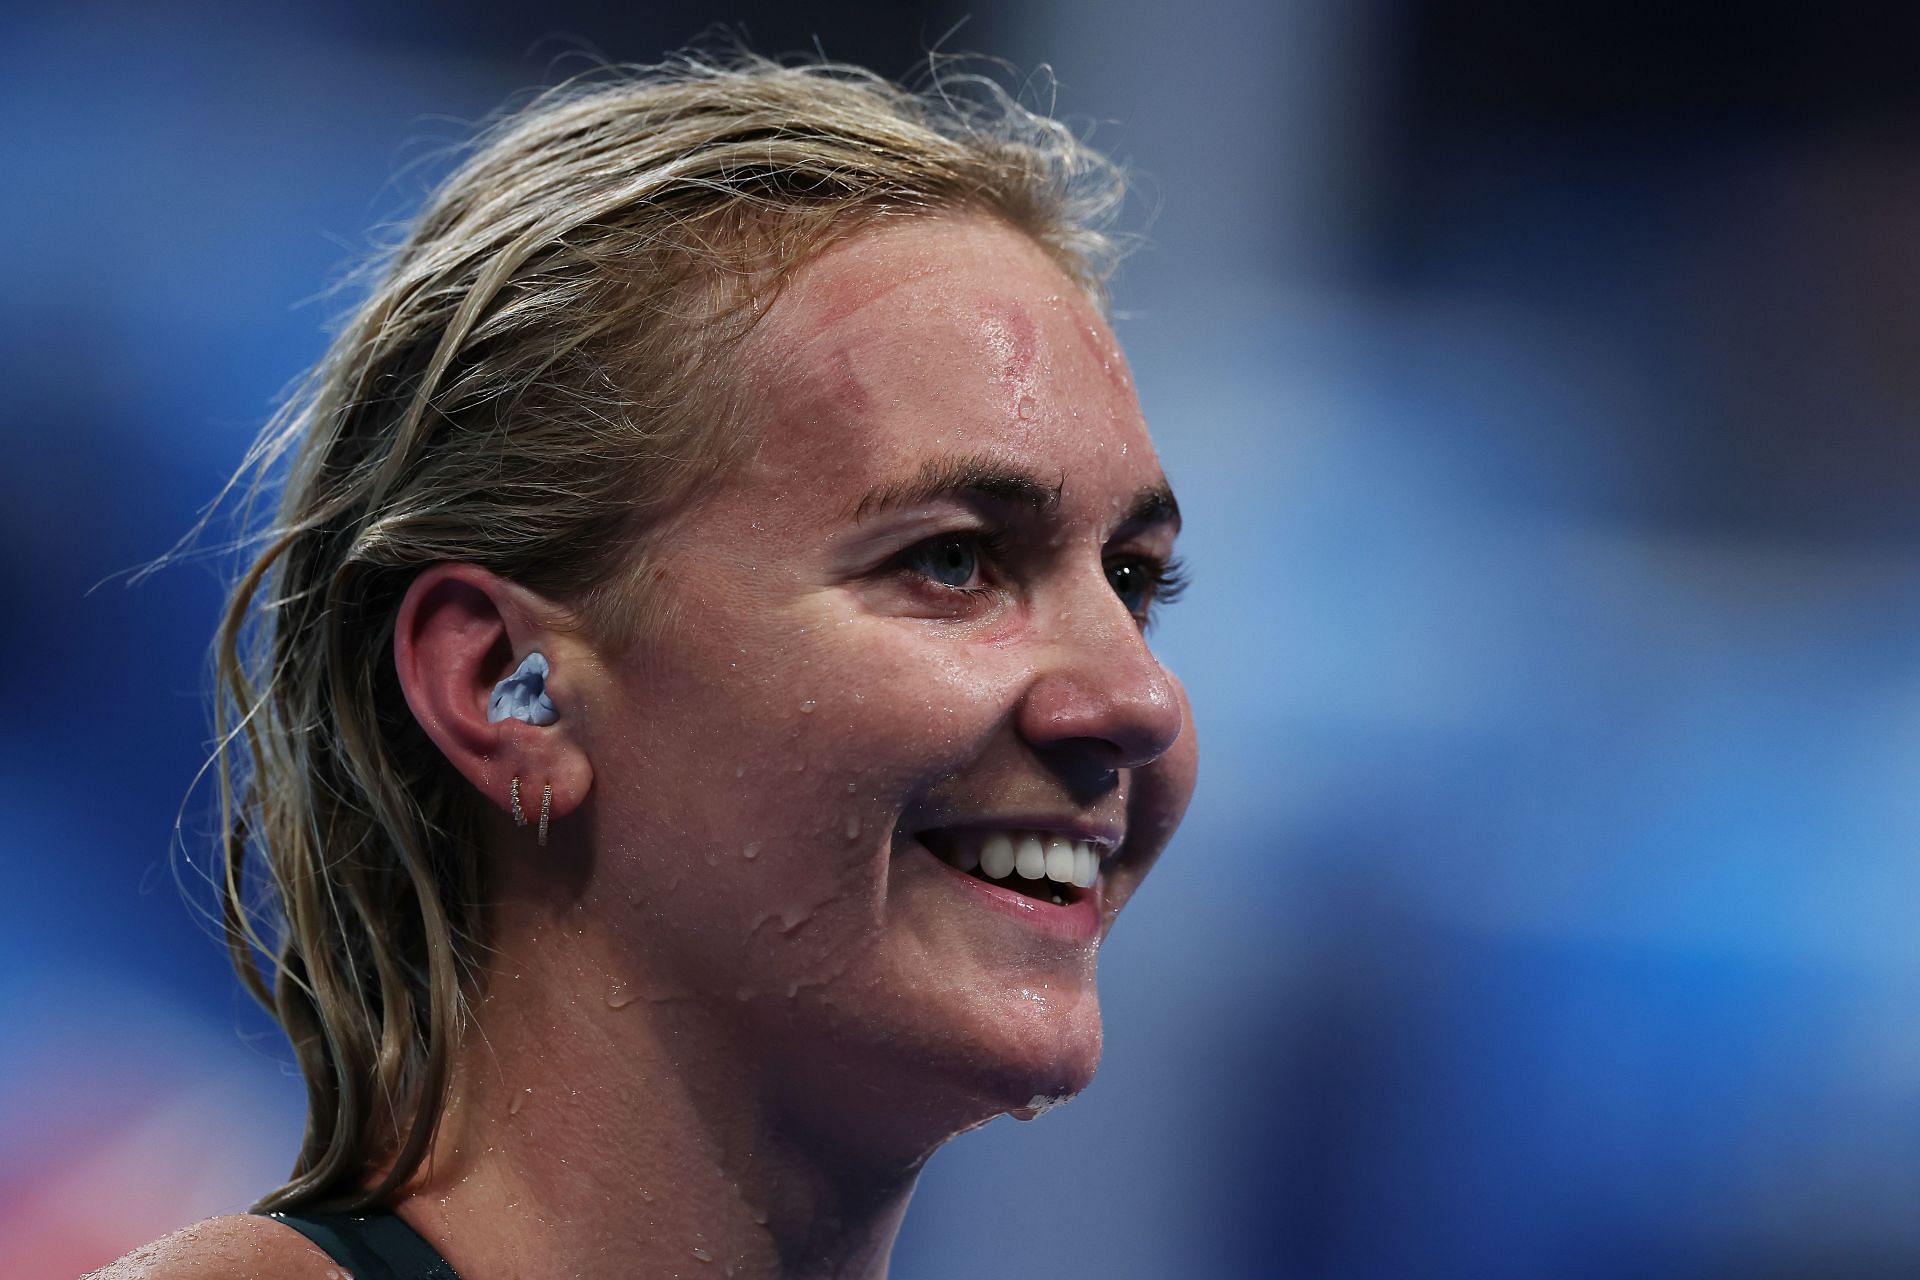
[{"xmin": 11, "ymin": 1, "xmax": 1920, "ymax": 1277}]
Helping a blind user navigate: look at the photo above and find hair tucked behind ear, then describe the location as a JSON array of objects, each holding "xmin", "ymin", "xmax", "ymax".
[{"xmin": 206, "ymin": 48, "xmax": 1131, "ymax": 1211}]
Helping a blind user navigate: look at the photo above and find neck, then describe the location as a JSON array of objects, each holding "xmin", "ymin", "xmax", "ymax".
[{"xmin": 394, "ymin": 914, "xmax": 935, "ymax": 1280}]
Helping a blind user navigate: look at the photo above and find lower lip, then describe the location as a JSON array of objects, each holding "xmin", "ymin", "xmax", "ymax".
[{"xmin": 915, "ymin": 845, "xmax": 1102, "ymax": 941}]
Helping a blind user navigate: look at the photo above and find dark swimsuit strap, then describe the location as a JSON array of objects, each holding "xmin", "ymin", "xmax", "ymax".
[{"xmin": 266, "ymin": 1208, "xmax": 464, "ymax": 1280}]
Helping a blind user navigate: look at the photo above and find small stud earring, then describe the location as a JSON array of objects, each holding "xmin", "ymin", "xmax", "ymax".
[
  {"xmin": 538, "ymin": 783, "xmax": 552, "ymax": 847},
  {"xmin": 510, "ymin": 776, "xmax": 527, "ymax": 827}
]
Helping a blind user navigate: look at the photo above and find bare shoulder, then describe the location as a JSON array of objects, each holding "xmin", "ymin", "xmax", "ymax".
[{"xmin": 85, "ymin": 1214, "xmax": 339, "ymax": 1280}]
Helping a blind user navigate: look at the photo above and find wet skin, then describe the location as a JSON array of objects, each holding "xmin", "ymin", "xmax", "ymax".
[
  {"xmin": 96, "ymin": 216, "xmax": 1199, "ymax": 1280},
  {"xmin": 549, "ymin": 213, "xmax": 1198, "ymax": 1158}
]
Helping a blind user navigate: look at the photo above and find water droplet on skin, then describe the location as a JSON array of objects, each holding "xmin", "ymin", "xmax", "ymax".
[
  {"xmin": 845, "ymin": 781, "xmax": 857, "ymax": 793},
  {"xmin": 1016, "ymin": 394, "xmax": 1036, "ymax": 419},
  {"xmin": 735, "ymin": 764, "xmax": 746, "ymax": 778},
  {"xmin": 607, "ymin": 982, "xmax": 637, "ymax": 1009},
  {"xmin": 639, "ymin": 1186, "xmax": 655, "ymax": 1202},
  {"xmin": 742, "ymin": 842, "xmax": 760, "ymax": 860},
  {"xmin": 509, "ymin": 1089, "xmax": 529, "ymax": 1115},
  {"xmin": 845, "ymin": 814, "xmax": 861, "ymax": 840},
  {"xmin": 1010, "ymin": 1092, "xmax": 1070, "ymax": 1122},
  {"xmin": 704, "ymin": 852, "xmax": 718, "ymax": 867},
  {"xmin": 692, "ymin": 1245, "xmax": 715, "ymax": 1263},
  {"xmin": 799, "ymin": 699, "xmax": 817, "ymax": 713}
]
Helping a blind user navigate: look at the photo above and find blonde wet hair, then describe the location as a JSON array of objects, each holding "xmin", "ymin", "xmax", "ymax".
[{"xmin": 209, "ymin": 51, "xmax": 1129, "ymax": 1210}]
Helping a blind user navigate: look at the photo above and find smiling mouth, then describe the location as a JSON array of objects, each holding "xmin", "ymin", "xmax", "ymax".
[{"xmin": 916, "ymin": 829, "xmax": 1104, "ymax": 907}]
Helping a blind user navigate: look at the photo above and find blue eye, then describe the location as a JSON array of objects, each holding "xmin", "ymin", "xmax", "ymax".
[
  {"xmin": 1106, "ymin": 555, "xmax": 1187, "ymax": 624},
  {"xmin": 1106, "ymin": 560, "xmax": 1151, "ymax": 614},
  {"xmin": 905, "ymin": 536, "xmax": 982, "ymax": 588}
]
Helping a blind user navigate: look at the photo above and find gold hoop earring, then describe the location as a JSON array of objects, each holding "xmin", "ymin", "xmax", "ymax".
[
  {"xmin": 538, "ymin": 783, "xmax": 552, "ymax": 848},
  {"xmin": 510, "ymin": 776, "xmax": 527, "ymax": 827}
]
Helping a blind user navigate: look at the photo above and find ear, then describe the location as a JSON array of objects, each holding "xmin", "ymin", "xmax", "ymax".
[{"xmin": 393, "ymin": 563, "xmax": 594, "ymax": 832}]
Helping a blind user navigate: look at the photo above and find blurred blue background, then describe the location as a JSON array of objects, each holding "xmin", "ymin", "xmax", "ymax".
[{"xmin": 7, "ymin": 1, "xmax": 1920, "ymax": 1275}]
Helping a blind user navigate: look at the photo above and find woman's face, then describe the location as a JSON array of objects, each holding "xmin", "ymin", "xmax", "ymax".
[{"xmin": 567, "ymin": 214, "xmax": 1196, "ymax": 1139}]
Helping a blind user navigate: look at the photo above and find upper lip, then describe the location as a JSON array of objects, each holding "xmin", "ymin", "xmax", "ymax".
[{"xmin": 913, "ymin": 818, "xmax": 1124, "ymax": 857}]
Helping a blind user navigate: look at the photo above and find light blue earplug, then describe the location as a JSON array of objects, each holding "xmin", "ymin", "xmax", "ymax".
[{"xmin": 488, "ymin": 651, "xmax": 558, "ymax": 726}]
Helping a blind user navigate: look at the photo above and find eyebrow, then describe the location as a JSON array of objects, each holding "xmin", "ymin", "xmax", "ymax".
[
  {"xmin": 850, "ymin": 453, "xmax": 1181, "ymax": 534},
  {"xmin": 851, "ymin": 456, "xmax": 1062, "ymax": 522},
  {"xmin": 1122, "ymin": 484, "xmax": 1182, "ymax": 534}
]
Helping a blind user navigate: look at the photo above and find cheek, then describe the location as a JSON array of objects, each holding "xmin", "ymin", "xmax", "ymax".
[
  {"xmin": 1155, "ymin": 669, "xmax": 1199, "ymax": 817},
  {"xmin": 726, "ymin": 629, "xmax": 1025, "ymax": 856},
  {"xmin": 1105, "ymin": 666, "xmax": 1197, "ymax": 917},
  {"xmin": 585, "ymin": 621, "xmax": 1029, "ymax": 981},
  {"xmin": 738, "ymin": 618, "xmax": 1026, "ymax": 786}
]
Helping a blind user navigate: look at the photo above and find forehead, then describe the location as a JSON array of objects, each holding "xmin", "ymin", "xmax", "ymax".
[{"xmin": 734, "ymin": 215, "xmax": 1156, "ymax": 510}]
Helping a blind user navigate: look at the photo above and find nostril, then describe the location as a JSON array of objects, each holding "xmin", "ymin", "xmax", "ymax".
[
  {"xmin": 1022, "ymin": 685, "xmax": 1179, "ymax": 774},
  {"xmin": 1032, "ymin": 750, "xmax": 1125, "ymax": 806},
  {"xmin": 1016, "ymin": 595, "xmax": 1183, "ymax": 771}
]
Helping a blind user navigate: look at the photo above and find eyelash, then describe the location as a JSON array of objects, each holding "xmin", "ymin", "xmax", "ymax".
[
  {"xmin": 890, "ymin": 531, "xmax": 1188, "ymax": 628},
  {"xmin": 891, "ymin": 530, "xmax": 1009, "ymax": 601},
  {"xmin": 1132, "ymin": 554, "xmax": 1189, "ymax": 612}
]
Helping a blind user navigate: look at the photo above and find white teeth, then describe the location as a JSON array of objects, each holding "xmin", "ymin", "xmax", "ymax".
[
  {"xmin": 978, "ymin": 833, "xmax": 1015, "ymax": 880},
  {"xmin": 1044, "ymin": 837, "xmax": 1076, "ymax": 884},
  {"xmin": 1014, "ymin": 835, "xmax": 1047, "ymax": 881},
  {"xmin": 933, "ymin": 829, "xmax": 1109, "ymax": 894},
  {"xmin": 1073, "ymin": 845, "xmax": 1097, "ymax": 888}
]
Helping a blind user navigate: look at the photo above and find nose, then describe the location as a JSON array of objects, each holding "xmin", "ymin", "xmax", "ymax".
[{"xmin": 1016, "ymin": 581, "xmax": 1185, "ymax": 779}]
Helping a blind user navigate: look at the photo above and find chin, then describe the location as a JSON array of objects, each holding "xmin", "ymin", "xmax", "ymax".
[
  {"xmin": 981, "ymin": 993, "xmax": 1105, "ymax": 1104},
  {"xmin": 894, "ymin": 984, "xmax": 1107, "ymax": 1141},
  {"xmin": 769, "ymin": 979, "xmax": 1107, "ymax": 1161}
]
